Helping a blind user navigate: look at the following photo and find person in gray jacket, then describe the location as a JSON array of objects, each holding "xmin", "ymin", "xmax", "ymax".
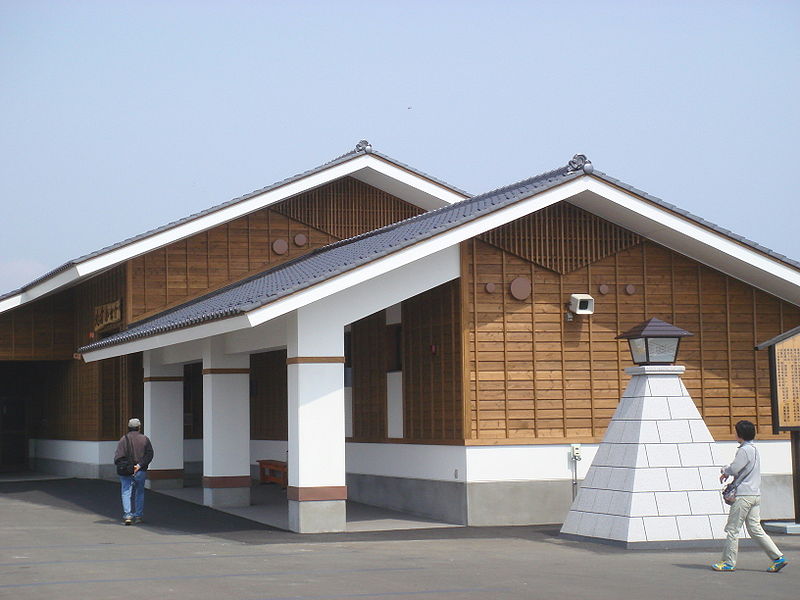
[
  {"xmin": 712, "ymin": 420, "xmax": 787, "ymax": 572},
  {"xmin": 113, "ymin": 418, "xmax": 154, "ymax": 526}
]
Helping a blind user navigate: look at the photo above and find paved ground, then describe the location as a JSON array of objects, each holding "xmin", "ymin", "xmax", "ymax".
[{"xmin": 0, "ymin": 479, "xmax": 797, "ymax": 600}]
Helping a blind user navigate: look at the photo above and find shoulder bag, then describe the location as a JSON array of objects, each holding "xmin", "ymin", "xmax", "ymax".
[
  {"xmin": 115, "ymin": 433, "xmax": 136, "ymax": 477},
  {"xmin": 722, "ymin": 448, "xmax": 756, "ymax": 506}
]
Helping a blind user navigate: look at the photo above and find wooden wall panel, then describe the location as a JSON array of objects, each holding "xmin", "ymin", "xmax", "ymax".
[
  {"xmin": 480, "ymin": 202, "xmax": 642, "ymax": 274},
  {"xmin": 350, "ymin": 311, "xmax": 388, "ymax": 441},
  {"xmin": 250, "ymin": 351, "xmax": 288, "ymax": 441},
  {"xmin": 2, "ymin": 177, "xmax": 421, "ymax": 442},
  {"xmin": 0, "ymin": 293, "xmax": 74, "ymax": 360},
  {"xmin": 403, "ymin": 280, "xmax": 462, "ymax": 442},
  {"xmin": 463, "ymin": 229, "xmax": 800, "ymax": 443},
  {"xmin": 273, "ymin": 176, "xmax": 423, "ymax": 240},
  {"xmin": 127, "ymin": 178, "xmax": 422, "ymax": 323}
]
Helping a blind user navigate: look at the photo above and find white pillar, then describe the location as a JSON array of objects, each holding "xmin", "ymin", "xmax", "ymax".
[
  {"xmin": 287, "ymin": 308, "xmax": 347, "ymax": 533},
  {"xmin": 202, "ymin": 338, "xmax": 251, "ymax": 508},
  {"xmin": 143, "ymin": 351, "xmax": 184, "ymax": 490}
]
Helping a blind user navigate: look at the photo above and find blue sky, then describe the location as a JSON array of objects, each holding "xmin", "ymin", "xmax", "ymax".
[{"xmin": 1, "ymin": 1, "xmax": 798, "ymax": 293}]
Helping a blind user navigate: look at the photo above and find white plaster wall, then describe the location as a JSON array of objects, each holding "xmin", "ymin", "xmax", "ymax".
[
  {"xmin": 345, "ymin": 387, "xmax": 353, "ymax": 438},
  {"xmin": 710, "ymin": 440, "xmax": 792, "ymax": 474},
  {"xmin": 464, "ymin": 440, "xmax": 793, "ymax": 483},
  {"xmin": 386, "ymin": 372, "xmax": 403, "ymax": 439},
  {"xmin": 466, "ymin": 445, "xmax": 599, "ymax": 482},
  {"xmin": 250, "ymin": 439, "xmax": 288, "ymax": 463},
  {"xmin": 346, "ymin": 443, "xmax": 467, "ymax": 482},
  {"xmin": 184, "ymin": 439, "xmax": 203, "ymax": 462},
  {"xmin": 30, "ymin": 439, "xmax": 205, "ymax": 465},
  {"xmin": 30, "ymin": 439, "xmax": 118, "ymax": 464}
]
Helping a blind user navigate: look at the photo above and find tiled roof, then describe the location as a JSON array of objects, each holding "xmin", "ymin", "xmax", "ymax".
[
  {"xmin": 0, "ymin": 143, "xmax": 470, "ymax": 302},
  {"xmin": 79, "ymin": 161, "xmax": 582, "ymax": 353}
]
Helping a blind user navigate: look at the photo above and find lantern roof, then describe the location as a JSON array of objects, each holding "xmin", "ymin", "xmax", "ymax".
[{"xmin": 616, "ymin": 318, "xmax": 694, "ymax": 340}]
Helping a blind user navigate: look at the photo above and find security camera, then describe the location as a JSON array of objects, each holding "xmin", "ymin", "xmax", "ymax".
[{"xmin": 568, "ymin": 294, "xmax": 595, "ymax": 315}]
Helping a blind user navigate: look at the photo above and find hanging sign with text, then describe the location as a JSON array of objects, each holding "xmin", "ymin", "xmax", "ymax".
[
  {"xmin": 93, "ymin": 299, "xmax": 121, "ymax": 332},
  {"xmin": 771, "ymin": 333, "xmax": 800, "ymax": 431}
]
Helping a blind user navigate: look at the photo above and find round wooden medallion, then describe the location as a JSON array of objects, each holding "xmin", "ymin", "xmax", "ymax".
[
  {"xmin": 272, "ymin": 239, "xmax": 289, "ymax": 255},
  {"xmin": 625, "ymin": 284, "xmax": 636, "ymax": 295},
  {"xmin": 485, "ymin": 282, "xmax": 496, "ymax": 294},
  {"xmin": 509, "ymin": 277, "xmax": 531, "ymax": 301},
  {"xmin": 294, "ymin": 233, "xmax": 308, "ymax": 247},
  {"xmin": 598, "ymin": 284, "xmax": 609, "ymax": 295}
]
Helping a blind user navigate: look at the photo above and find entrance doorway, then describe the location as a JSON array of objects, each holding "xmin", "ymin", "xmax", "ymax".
[{"xmin": 0, "ymin": 394, "xmax": 27, "ymax": 472}]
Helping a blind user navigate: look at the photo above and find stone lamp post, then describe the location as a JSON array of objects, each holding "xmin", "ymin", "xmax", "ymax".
[{"xmin": 560, "ymin": 318, "xmax": 731, "ymax": 548}]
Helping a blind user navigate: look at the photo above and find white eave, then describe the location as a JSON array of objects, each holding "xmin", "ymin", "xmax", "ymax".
[{"xmin": 0, "ymin": 153, "xmax": 468, "ymax": 316}]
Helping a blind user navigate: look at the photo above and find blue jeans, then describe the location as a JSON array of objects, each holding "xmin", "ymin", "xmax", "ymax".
[{"xmin": 120, "ymin": 470, "xmax": 147, "ymax": 518}]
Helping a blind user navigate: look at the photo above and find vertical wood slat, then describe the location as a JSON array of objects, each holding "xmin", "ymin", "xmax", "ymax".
[
  {"xmin": 350, "ymin": 311, "xmax": 387, "ymax": 441},
  {"xmin": 400, "ymin": 280, "xmax": 462, "ymax": 442},
  {"xmin": 480, "ymin": 202, "xmax": 642, "ymax": 275}
]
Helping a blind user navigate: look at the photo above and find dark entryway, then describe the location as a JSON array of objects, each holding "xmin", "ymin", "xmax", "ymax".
[
  {"xmin": 0, "ymin": 393, "xmax": 26, "ymax": 471},
  {"xmin": 0, "ymin": 361, "xmax": 38, "ymax": 472}
]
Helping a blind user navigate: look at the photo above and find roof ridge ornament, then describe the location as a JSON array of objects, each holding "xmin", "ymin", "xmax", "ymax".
[
  {"xmin": 567, "ymin": 153, "xmax": 593, "ymax": 175},
  {"xmin": 355, "ymin": 140, "xmax": 373, "ymax": 153}
]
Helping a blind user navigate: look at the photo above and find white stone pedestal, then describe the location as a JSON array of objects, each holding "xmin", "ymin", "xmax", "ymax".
[{"xmin": 560, "ymin": 365, "xmax": 732, "ymax": 548}]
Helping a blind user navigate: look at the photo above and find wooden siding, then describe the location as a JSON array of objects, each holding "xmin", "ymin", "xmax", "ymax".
[
  {"xmin": 479, "ymin": 201, "xmax": 643, "ymax": 274},
  {"xmin": 462, "ymin": 232, "xmax": 800, "ymax": 443},
  {"xmin": 273, "ymin": 176, "xmax": 423, "ymax": 240},
  {"xmin": 402, "ymin": 280, "xmax": 463, "ymax": 442},
  {"xmin": 127, "ymin": 210, "xmax": 337, "ymax": 322},
  {"xmin": 0, "ymin": 293, "xmax": 74, "ymax": 361},
  {"xmin": 350, "ymin": 311, "xmax": 388, "ymax": 441},
  {"xmin": 127, "ymin": 178, "xmax": 422, "ymax": 323},
  {"xmin": 250, "ymin": 351, "xmax": 288, "ymax": 441},
  {"xmin": 0, "ymin": 178, "xmax": 423, "ymax": 442}
]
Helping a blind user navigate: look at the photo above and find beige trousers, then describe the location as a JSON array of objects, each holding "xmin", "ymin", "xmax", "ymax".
[{"xmin": 721, "ymin": 495, "xmax": 782, "ymax": 566}]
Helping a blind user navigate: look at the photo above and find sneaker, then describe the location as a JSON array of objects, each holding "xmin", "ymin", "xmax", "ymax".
[
  {"xmin": 123, "ymin": 516, "xmax": 133, "ymax": 526},
  {"xmin": 711, "ymin": 562, "xmax": 735, "ymax": 571},
  {"xmin": 133, "ymin": 517, "xmax": 143, "ymax": 524},
  {"xmin": 768, "ymin": 557, "xmax": 787, "ymax": 573}
]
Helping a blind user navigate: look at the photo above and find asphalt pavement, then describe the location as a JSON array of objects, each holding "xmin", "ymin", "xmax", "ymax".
[{"xmin": 0, "ymin": 479, "xmax": 797, "ymax": 600}]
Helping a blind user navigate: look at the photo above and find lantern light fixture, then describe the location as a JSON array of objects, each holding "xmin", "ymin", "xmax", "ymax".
[{"xmin": 616, "ymin": 318, "xmax": 693, "ymax": 365}]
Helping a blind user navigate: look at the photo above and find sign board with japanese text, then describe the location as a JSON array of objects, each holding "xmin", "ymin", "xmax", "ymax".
[{"xmin": 770, "ymin": 332, "xmax": 800, "ymax": 432}]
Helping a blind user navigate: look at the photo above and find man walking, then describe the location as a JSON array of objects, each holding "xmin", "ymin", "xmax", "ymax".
[
  {"xmin": 114, "ymin": 418, "xmax": 154, "ymax": 525},
  {"xmin": 712, "ymin": 420, "xmax": 787, "ymax": 572}
]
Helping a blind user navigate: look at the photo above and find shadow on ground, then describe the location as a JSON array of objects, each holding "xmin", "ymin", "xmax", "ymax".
[{"xmin": 3, "ymin": 479, "xmax": 799, "ymax": 554}]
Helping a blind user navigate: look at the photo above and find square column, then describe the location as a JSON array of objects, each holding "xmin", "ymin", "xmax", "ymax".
[
  {"xmin": 287, "ymin": 309, "xmax": 347, "ymax": 533},
  {"xmin": 143, "ymin": 352, "xmax": 184, "ymax": 490},
  {"xmin": 202, "ymin": 339, "xmax": 251, "ymax": 508}
]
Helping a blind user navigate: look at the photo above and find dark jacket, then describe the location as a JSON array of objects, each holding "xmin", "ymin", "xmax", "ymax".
[{"xmin": 114, "ymin": 431, "xmax": 154, "ymax": 471}]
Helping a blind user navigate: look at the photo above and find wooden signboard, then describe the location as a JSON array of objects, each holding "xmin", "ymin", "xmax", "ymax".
[
  {"xmin": 770, "ymin": 333, "xmax": 800, "ymax": 432},
  {"xmin": 759, "ymin": 326, "xmax": 800, "ymax": 525},
  {"xmin": 94, "ymin": 300, "xmax": 121, "ymax": 332}
]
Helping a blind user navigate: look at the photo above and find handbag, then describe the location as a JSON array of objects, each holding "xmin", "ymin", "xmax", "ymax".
[
  {"xmin": 114, "ymin": 433, "xmax": 136, "ymax": 477},
  {"xmin": 721, "ymin": 449, "xmax": 756, "ymax": 506}
]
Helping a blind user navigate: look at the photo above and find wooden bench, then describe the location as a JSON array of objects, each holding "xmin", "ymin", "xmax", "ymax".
[{"xmin": 257, "ymin": 459, "xmax": 288, "ymax": 488}]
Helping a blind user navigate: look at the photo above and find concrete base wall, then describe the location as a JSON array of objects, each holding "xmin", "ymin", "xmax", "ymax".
[
  {"xmin": 761, "ymin": 474, "xmax": 796, "ymax": 520},
  {"xmin": 346, "ymin": 473, "xmax": 467, "ymax": 524},
  {"xmin": 289, "ymin": 499, "xmax": 346, "ymax": 533},
  {"xmin": 32, "ymin": 457, "xmax": 118, "ymax": 480},
  {"xmin": 467, "ymin": 479, "xmax": 575, "ymax": 526},
  {"xmin": 346, "ymin": 473, "xmax": 795, "ymax": 526}
]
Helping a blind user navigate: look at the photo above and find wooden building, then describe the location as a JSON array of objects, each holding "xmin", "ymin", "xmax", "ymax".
[{"xmin": 1, "ymin": 145, "xmax": 798, "ymax": 532}]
